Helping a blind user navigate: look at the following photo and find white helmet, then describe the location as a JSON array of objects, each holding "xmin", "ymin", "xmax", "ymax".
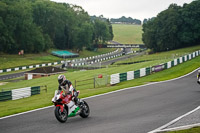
[{"xmin": 58, "ymin": 75, "xmax": 66, "ymax": 85}]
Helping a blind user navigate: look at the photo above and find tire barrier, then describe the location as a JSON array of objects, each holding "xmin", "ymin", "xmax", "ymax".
[
  {"xmin": 0, "ymin": 86, "xmax": 41, "ymax": 101},
  {"xmin": 110, "ymin": 50, "xmax": 200, "ymax": 85}
]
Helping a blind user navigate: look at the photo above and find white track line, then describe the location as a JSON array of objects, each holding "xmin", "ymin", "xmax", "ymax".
[
  {"xmin": 0, "ymin": 106, "xmax": 53, "ymax": 120},
  {"xmin": 148, "ymin": 106, "xmax": 200, "ymax": 133},
  {"xmin": 157, "ymin": 123, "xmax": 200, "ymax": 132},
  {"xmin": 1, "ymin": 67, "xmax": 200, "ymax": 120}
]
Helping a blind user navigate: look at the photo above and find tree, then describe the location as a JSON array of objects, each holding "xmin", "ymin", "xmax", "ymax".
[
  {"xmin": 143, "ymin": 18, "xmax": 148, "ymax": 24},
  {"xmin": 93, "ymin": 19, "xmax": 111, "ymax": 45},
  {"xmin": 142, "ymin": 1, "xmax": 200, "ymax": 52},
  {"xmin": 0, "ymin": 0, "xmax": 114, "ymax": 53},
  {"xmin": 110, "ymin": 16, "xmax": 141, "ymax": 25}
]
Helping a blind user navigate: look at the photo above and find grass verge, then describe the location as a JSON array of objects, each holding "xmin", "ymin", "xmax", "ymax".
[{"xmin": 165, "ymin": 126, "xmax": 200, "ymax": 133}]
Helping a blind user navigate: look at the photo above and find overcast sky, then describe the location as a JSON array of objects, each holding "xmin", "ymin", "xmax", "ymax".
[{"xmin": 51, "ymin": 0, "xmax": 194, "ymax": 20}]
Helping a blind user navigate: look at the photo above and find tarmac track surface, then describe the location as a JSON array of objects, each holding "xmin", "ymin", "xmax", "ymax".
[
  {"xmin": 1, "ymin": 70, "xmax": 200, "ymax": 133},
  {"xmin": 0, "ymin": 72, "xmax": 26, "ymax": 81},
  {"xmin": 98, "ymin": 51, "xmax": 144, "ymax": 66}
]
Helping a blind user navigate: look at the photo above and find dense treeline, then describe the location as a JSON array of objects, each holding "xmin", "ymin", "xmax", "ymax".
[
  {"xmin": 111, "ymin": 16, "xmax": 141, "ymax": 25},
  {"xmin": 91, "ymin": 15, "xmax": 141, "ymax": 25},
  {"xmin": 142, "ymin": 0, "xmax": 200, "ymax": 52},
  {"xmin": 0, "ymin": 0, "xmax": 113, "ymax": 53}
]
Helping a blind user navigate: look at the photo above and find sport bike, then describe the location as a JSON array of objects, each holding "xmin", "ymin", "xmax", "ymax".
[{"xmin": 52, "ymin": 90, "xmax": 90, "ymax": 123}]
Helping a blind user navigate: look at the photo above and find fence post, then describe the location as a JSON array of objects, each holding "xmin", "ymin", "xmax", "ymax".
[
  {"xmin": 75, "ymin": 80, "xmax": 76, "ymax": 89},
  {"xmin": 94, "ymin": 77, "xmax": 95, "ymax": 88},
  {"xmin": 44, "ymin": 85, "xmax": 47, "ymax": 93}
]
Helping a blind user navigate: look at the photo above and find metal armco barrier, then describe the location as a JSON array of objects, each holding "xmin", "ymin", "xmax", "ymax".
[{"xmin": 110, "ymin": 50, "xmax": 200, "ymax": 85}]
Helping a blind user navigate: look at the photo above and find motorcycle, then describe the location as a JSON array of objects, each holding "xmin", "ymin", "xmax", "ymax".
[{"xmin": 52, "ymin": 90, "xmax": 90, "ymax": 123}]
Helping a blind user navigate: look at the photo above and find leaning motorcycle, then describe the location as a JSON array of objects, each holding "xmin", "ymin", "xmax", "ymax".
[{"xmin": 52, "ymin": 90, "xmax": 90, "ymax": 123}]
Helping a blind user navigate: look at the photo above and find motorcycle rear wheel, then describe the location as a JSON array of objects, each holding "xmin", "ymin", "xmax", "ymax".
[
  {"xmin": 80, "ymin": 101, "xmax": 90, "ymax": 118},
  {"xmin": 55, "ymin": 106, "xmax": 68, "ymax": 123}
]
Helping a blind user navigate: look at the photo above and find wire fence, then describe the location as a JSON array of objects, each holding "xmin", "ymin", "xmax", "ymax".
[{"xmin": 74, "ymin": 74, "xmax": 109, "ymax": 90}]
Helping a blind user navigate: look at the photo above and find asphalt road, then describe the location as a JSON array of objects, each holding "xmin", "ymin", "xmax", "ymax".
[
  {"xmin": 100, "ymin": 52, "xmax": 144, "ymax": 66},
  {"xmin": 0, "ymin": 72, "xmax": 26, "ymax": 81},
  {"xmin": 1, "ymin": 70, "xmax": 200, "ymax": 133}
]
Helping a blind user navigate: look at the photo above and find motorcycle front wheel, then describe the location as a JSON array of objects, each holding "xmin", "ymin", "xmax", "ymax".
[
  {"xmin": 55, "ymin": 106, "xmax": 68, "ymax": 123},
  {"xmin": 80, "ymin": 101, "xmax": 90, "ymax": 118}
]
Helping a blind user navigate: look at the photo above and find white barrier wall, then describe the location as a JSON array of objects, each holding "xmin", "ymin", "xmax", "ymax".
[
  {"xmin": 110, "ymin": 73, "xmax": 120, "ymax": 85},
  {"xmin": 110, "ymin": 50, "xmax": 200, "ymax": 85},
  {"xmin": 127, "ymin": 71, "xmax": 134, "ymax": 80},
  {"xmin": 179, "ymin": 57, "xmax": 183, "ymax": 64},
  {"xmin": 189, "ymin": 54, "xmax": 191, "ymax": 60},
  {"xmin": 174, "ymin": 59, "xmax": 177, "ymax": 66},
  {"xmin": 140, "ymin": 68, "xmax": 146, "ymax": 77},
  {"xmin": 12, "ymin": 87, "xmax": 31, "ymax": 100},
  {"xmin": 167, "ymin": 61, "xmax": 171, "ymax": 68},
  {"xmin": 184, "ymin": 55, "xmax": 187, "ymax": 61}
]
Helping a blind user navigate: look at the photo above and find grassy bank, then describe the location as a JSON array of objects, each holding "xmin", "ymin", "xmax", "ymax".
[
  {"xmin": 0, "ymin": 48, "xmax": 115, "ymax": 70},
  {"xmin": 0, "ymin": 46, "xmax": 200, "ymax": 117},
  {"xmin": 165, "ymin": 126, "xmax": 200, "ymax": 133},
  {"xmin": 112, "ymin": 24, "xmax": 143, "ymax": 44}
]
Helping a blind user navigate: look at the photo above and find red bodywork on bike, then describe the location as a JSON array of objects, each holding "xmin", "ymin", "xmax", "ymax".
[{"xmin": 54, "ymin": 91, "xmax": 72, "ymax": 112}]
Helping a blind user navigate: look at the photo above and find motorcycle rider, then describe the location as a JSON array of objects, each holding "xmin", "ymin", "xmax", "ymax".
[{"xmin": 57, "ymin": 75, "xmax": 80, "ymax": 105}]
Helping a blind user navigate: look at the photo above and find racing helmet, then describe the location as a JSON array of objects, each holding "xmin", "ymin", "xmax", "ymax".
[{"xmin": 58, "ymin": 75, "xmax": 66, "ymax": 85}]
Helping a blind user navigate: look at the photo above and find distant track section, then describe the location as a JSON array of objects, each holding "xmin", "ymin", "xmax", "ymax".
[{"xmin": 0, "ymin": 72, "xmax": 25, "ymax": 81}]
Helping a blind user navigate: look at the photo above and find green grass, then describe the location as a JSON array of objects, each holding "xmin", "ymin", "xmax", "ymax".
[
  {"xmin": 0, "ymin": 48, "xmax": 115, "ymax": 70},
  {"xmin": 112, "ymin": 24, "xmax": 143, "ymax": 44},
  {"xmin": 0, "ymin": 45, "xmax": 200, "ymax": 117},
  {"xmin": 0, "ymin": 53, "xmax": 61, "ymax": 69},
  {"xmin": 165, "ymin": 126, "xmax": 200, "ymax": 133}
]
